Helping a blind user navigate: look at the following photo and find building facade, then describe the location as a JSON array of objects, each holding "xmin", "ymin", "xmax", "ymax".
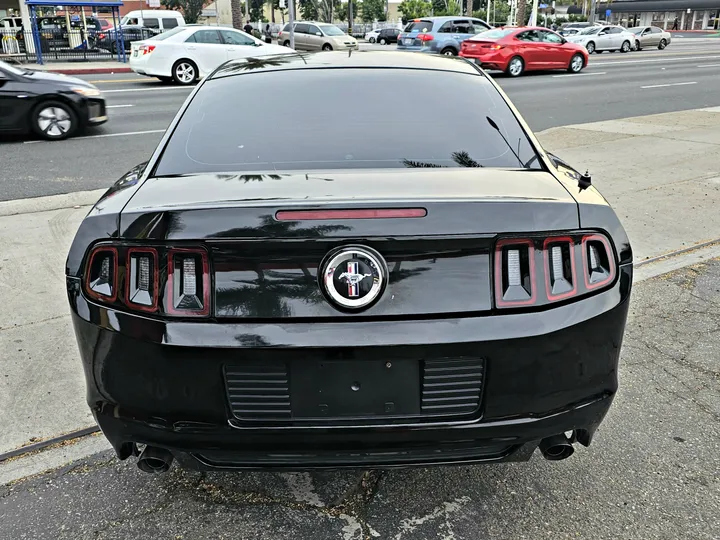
[{"xmin": 596, "ymin": 0, "xmax": 720, "ymax": 29}]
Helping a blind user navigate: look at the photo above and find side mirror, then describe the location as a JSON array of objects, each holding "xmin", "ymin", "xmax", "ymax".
[{"xmin": 315, "ymin": 31, "xmax": 322, "ymax": 36}]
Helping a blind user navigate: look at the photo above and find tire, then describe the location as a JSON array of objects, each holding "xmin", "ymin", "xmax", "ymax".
[
  {"xmin": 369, "ymin": 37, "xmax": 376, "ymax": 43},
  {"xmin": 172, "ymin": 59, "xmax": 197, "ymax": 85},
  {"xmin": 379, "ymin": 38, "xmax": 387, "ymax": 45},
  {"xmin": 506, "ymin": 56, "xmax": 524, "ymax": 77},
  {"xmin": 620, "ymin": 40, "xmax": 631, "ymax": 53},
  {"xmin": 658, "ymin": 38, "xmax": 667, "ymax": 50},
  {"xmin": 157, "ymin": 76, "xmax": 173, "ymax": 84},
  {"xmin": 635, "ymin": 40, "xmax": 642, "ymax": 51},
  {"xmin": 586, "ymin": 41, "xmax": 596, "ymax": 54},
  {"xmin": 440, "ymin": 47, "xmax": 457, "ymax": 56},
  {"xmin": 31, "ymin": 101, "xmax": 77, "ymax": 141},
  {"xmin": 567, "ymin": 53, "xmax": 584, "ymax": 73},
  {"xmin": 322, "ymin": 43, "xmax": 333, "ymax": 51},
  {"xmin": 283, "ymin": 40, "xmax": 291, "ymax": 47}
]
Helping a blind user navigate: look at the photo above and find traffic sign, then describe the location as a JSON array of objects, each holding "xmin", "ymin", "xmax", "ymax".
[{"xmin": 606, "ymin": 9, "xmax": 612, "ymax": 17}]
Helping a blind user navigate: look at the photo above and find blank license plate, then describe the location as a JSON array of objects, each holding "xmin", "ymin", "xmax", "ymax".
[{"xmin": 404, "ymin": 38, "xmax": 414, "ymax": 45}]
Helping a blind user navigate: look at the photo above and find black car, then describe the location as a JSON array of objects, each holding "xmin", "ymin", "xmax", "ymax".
[
  {"xmin": 97, "ymin": 25, "xmax": 158, "ymax": 53},
  {"xmin": 66, "ymin": 51, "xmax": 632, "ymax": 474},
  {"xmin": 0, "ymin": 61, "xmax": 107, "ymax": 140},
  {"xmin": 377, "ymin": 28, "xmax": 401, "ymax": 45}
]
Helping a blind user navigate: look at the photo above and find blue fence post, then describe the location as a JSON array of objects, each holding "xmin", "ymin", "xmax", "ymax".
[
  {"xmin": 30, "ymin": 6, "xmax": 43, "ymax": 65},
  {"xmin": 115, "ymin": 7, "xmax": 126, "ymax": 63}
]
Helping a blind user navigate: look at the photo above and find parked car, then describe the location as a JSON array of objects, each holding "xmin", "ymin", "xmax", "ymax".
[
  {"xmin": 558, "ymin": 21, "xmax": 599, "ymax": 36},
  {"xmin": 565, "ymin": 24, "xmax": 636, "ymax": 54},
  {"xmin": 98, "ymin": 25, "xmax": 158, "ymax": 53},
  {"xmin": 365, "ymin": 28, "xmax": 381, "ymax": 43},
  {"xmin": 376, "ymin": 27, "xmax": 401, "ymax": 45},
  {"xmin": 120, "ymin": 9, "xmax": 184, "ymax": 32},
  {"xmin": 397, "ymin": 16, "xmax": 490, "ymax": 56},
  {"xmin": 277, "ymin": 21, "xmax": 358, "ymax": 51},
  {"xmin": 129, "ymin": 25, "xmax": 293, "ymax": 85},
  {"xmin": 66, "ymin": 49, "xmax": 632, "ymax": 475},
  {"xmin": 628, "ymin": 25, "xmax": 671, "ymax": 50},
  {"xmin": 0, "ymin": 60, "xmax": 106, "ymax": 140},
  {"xmin": 460, "ymin": 26, "xmax": 589, "ymax": 77}
]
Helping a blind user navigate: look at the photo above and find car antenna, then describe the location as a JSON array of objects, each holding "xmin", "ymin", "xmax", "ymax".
[
  {"xmin": 486, "ymin": 116, "xmax": 525, "ymax": 168},
  {"xmin": 579, "ymin": 169, "xmax": 592, "ymax": 190}
]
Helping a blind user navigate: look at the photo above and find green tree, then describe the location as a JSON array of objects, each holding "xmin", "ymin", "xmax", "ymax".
[
  {"xmin": 361, "ymin": 0, "xmax": 385, "ymax": 22},
  {"xmin": 398, "ymin": 0, "xmax": 432, "ymax": 22},
  {"xmin": 299, "ymin": 0, "xmax": 319, "ymax": 19},
  {"xmin": 159, "ymin": 0, "xmax": 205, "ymax": 24}
]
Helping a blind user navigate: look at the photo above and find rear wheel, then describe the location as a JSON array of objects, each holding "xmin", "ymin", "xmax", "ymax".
[
  {"xmin": 283, "ymin": 40, "xmax": 291, "ymax": 47},
  {"xmin": 586, "ymin": 41, "xmax": 596, "ymax": 54},
  {"xmin": 440, "ymin": 47, "xmax": 457, "ymax": 56},
  {"xmin": 322, "ymin": 43, "xmax": 333, "ymax": 51},
  {"xmin": 620, "ymin": 40, "xmax": 631, "ymax": 53},
  {"xmin": 658, "ymin": 38, "xmax": 667, "ymax": 49},
  {"xmin": 172, "ymin": 59, "xmax": 197, "ymax": 85},
  {"xmin": 635, "ymin": 40, "xmax": 641, "ymax": 50},
  {"xmin": 31, "ymin": 101, "xmax": 77, "ymax": 141},
  {"xmin": 568, "ymin": 53, "xmax": 584, "ymax": 73},
  {"xmin": 368, "ymin": 37, "xmax": 376, "ymax": 43},
  {"xmin": 506, "ymin": 56, "xmax": 524, "ymax": 77},
  {"xmin": 379, "ymin": 37, "xmax": 387, "ymax": 45}
]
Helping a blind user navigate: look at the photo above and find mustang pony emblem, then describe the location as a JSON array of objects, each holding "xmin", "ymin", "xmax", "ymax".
[{"xmin": 339, "ymin": 261, "xmax": 372, "ymax": 297}]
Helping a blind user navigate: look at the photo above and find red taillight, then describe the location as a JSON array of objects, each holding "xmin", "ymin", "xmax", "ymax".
[
  {"xmin": 99, "ymin": 33, "xmax": 106, "ymax": 39},
  {"xmin": 82, "ymin": 243, "xmax": 211, "ymax": 318},
  {"xmin": 494, "ymin": 232, "xmax": 616, "ymax": 309},
  {"xmin": 488, "ymin": 44, "xmax": 503, "ymax": 50},
  {"xmin": 125, "ymin": 247, "xmax": 159, "ymax": 312},
  {"xmin": 275, "ymin": 208, "xmax": 427, "ymax": 220},
  {"xmin": 582, "ymin": 234, "xmax": 616, "ymax": 290},
  {"xmin": 166, "ymin": 248, "xmax": 210, "ymax": 317},
  {"xmin": 139, "ymin": 44, "xmax": 155, "ymax": 55},
  {"xmin": 84, "ymin": 246, "xmax": 118, "ymax": 302},
  {"xmin": 418, "ymin": 34, "xmax": 433, "ymax": 42}
]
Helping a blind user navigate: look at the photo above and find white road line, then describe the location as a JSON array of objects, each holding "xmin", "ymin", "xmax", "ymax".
[
  {"xmin": 697, "ymin": 63, "xmax": 720, "ymax": 67},
  {"xmin": 24, "ymin": 129, "xmax": 165, "ymax": 144},
  {"xmin": 552, "ymin": 71, "xmax": 607, "ymax": 78},
  {"xmin": 106, "ymin": 104, "xmax": 134, "ymax": 108},
  {"xmin": 640, "ymin": 81, "xmax": 698, "ymax": 89},
  {"xmin": 591, "ymin": 54, "xmax": 720, "ymax": 66},
  {"xmin": 102, "ymin": 86, "xmax": 193, "ymax": 93}
]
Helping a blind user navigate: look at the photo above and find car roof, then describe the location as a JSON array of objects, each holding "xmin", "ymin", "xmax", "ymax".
[
  {"xmin": 409, "ymin": 16, "xmax": 482, "ymax": 22},
  {"xmin": 211, "ymin": 50, "xmax": 481, "ymax": 80}
]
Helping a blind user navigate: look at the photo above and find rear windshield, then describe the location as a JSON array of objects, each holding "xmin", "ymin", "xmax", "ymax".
[
  {"xmin": 405, "ymin": 20, "xmax": 433, "ymax": 32},
  {"xmin": 154, "ymin": 68, "xmax": 541, "ymax": 176},
  {"xmin": 473, "ymin": 28, "xmax": 515, "ymax": 39}
]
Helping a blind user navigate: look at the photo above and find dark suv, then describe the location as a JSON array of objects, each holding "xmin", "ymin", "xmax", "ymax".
[{"xmin": 376, "ymin": 27, "xmax": 401, "ymax": 45}]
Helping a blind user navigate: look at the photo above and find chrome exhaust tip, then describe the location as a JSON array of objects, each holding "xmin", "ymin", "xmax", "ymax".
[
  {"xmin": 539, "ymin": 433, "xmax": 575, "ymax": 461},
  {"xmin": 137, "ymin": 446, "xmax": 174, "ymax": 474}
]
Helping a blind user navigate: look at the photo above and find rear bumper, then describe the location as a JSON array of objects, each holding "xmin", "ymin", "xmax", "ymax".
[{"xmin": 68, "ymin": 264, "xmax": 632, "ymax": 469}]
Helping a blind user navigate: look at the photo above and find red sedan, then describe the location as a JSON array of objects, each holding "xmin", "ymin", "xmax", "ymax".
[{"xmin": 459, "ymin": 26, "xmax": 589, "ymax": 77}]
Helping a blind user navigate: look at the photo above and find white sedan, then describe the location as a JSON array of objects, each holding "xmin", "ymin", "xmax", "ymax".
[
  {"xmin": 365, "ymin": 29, "xmax": 381, "ymax": 43},
  {"xmin": 565, "ymin": 25, "xmax": 637, "ymax": 54},
  {"xmin": 129, "ymin": 25, "xmax": 294, "ymax": 85}
]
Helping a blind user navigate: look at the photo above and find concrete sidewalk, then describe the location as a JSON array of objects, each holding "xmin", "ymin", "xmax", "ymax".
[{"xmin": 1, "ymin": 107, "xmax": 719, "ymax": 465}]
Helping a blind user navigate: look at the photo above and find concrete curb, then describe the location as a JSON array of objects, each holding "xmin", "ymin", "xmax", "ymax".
[
  {"xmin": 39, "ymin": 67, "xmax": 133, "ymax": 75},
  {"xmin": 0, "ymin": 189, "xmax": 105, "ymax": 218}
]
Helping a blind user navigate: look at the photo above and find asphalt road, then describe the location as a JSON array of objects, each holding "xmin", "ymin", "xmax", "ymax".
[
  {"xmin": 2, "ymin": 40, "xmax": 720, "ymax": 201},
  {"xmin": 2, "ymin": 257, "xmax": 719, "ymax": 540}
]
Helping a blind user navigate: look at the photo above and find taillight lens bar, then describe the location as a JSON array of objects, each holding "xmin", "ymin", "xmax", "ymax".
[
  {"xmin": 494, "ymin": 232, "xmax": 616, "ymax": 310},
  {"xmin": 83, "ymin": 243, "xmax": 211, "ymax": 318},
  {"xmin": 166, "ymin": 248, "xmax": 210, "ymax": 317}
]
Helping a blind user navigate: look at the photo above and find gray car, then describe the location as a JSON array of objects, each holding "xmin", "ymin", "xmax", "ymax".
[
  {"xmin": 277, "ymin": 21, "xmax": 358, "ymax": 51},
  {"xmin": 628, "ymin": 26, "xmax": 671, "ymax": 50},
  {"xmin": 396, "ymin": 16, "xmax": 490, "ymax": 56}
]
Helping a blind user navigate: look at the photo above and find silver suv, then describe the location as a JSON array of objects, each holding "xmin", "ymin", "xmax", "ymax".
[{"xmin": 277, "ymin": 21, "xmax": 358, "ymax": 51}]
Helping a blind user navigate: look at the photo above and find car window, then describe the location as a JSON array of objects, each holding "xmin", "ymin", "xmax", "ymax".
[
  {"xmin": 294, "ymin": 23, "xmax": 309, "ymax": 34},
  {"xmin": 474, "ymin": 28, "xmax": 515, "ymax": 39},
  {"xmin": 651, "ymin": 27, "xmax": 662, "ymax": 33},
  {"xmin": 438, "ymin": 22, "xmax": 453, "ymax": 33},
  {"xmin": 220, "ymin": 29, "xmax": 255, "ymax": 45},
  {"xmin": 470, "ymin": 20, "xmax": 490, "ymax": 32},
  {"xmin": 452, "ymin": 21, "xmax": 474, "ymax": 33},
  {"xmin": 144, "ymin": 18, "xmax": 159, "ymax": 29},
  {"xmin": 540, "ymin": 30, "xmax": 563, "ymax": 43},
  {"xmin": 319, "ymin": 24, "xmax": 344, "ymax": 36},
  {"xmin": 579, "ymin": 26, "xmax": 599, "ymax": 35},
  {"xmin": 307, "ymin": 24, "xmax": 320, "ymax": 35},
  {"xmin": 282, "ymin": 23, "xmax": 290, "ymax": 31},
  {"xmin": 155, "ymin": 68, "xmax": 542, "ymax": 175},
  {"xmin": 162, "ymin": 18, "xmax": 178, "ymax": 29},
  {"xmin": 609, "ymin": 27, "xmax": 623, "ymax": 34},
  {"xmin": 405, "ymin": 20, "xmax": 433, "ymax": 32},
  {"xmin": 193, "ymin": 29, "xmax": 222, "ymax": 44},
  {"xmin": 517, "ymin": 30, "xmax": 541, "ymax": 42}
]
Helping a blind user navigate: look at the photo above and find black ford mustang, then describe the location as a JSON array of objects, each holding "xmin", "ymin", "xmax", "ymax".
[{"xmin": 66, "ymin": 51, "xmax": 633, "ymax": 474}]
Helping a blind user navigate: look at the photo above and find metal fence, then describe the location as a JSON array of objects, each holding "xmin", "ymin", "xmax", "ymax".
[{"xmin": 0, "ymin": 26, "xmax": 158, "ymax": 64}]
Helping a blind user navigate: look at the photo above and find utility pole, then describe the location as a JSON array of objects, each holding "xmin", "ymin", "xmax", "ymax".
[
  {"xmin": 288, "ymin": 0, "xmax": 295, "ymax": 48},
  {"xmin": 466, "ymin": 0, "xmax": 472, "ymax": 18},
  {"xmin": 348, "ymin": 0, "xmax": 353, "ymax": 35},
  {"xmin": 587, "ymin": 0, "xmax": 596, "ymax": 23},
  {"xmin": 528, "ymin": 0, "xmax": 539, "ymax": 26}
]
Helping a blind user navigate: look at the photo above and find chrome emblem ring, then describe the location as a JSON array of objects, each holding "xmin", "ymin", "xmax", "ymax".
[{"xmin": 320, "ymin": 246, "xmax": 387, "ymax": 310}]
